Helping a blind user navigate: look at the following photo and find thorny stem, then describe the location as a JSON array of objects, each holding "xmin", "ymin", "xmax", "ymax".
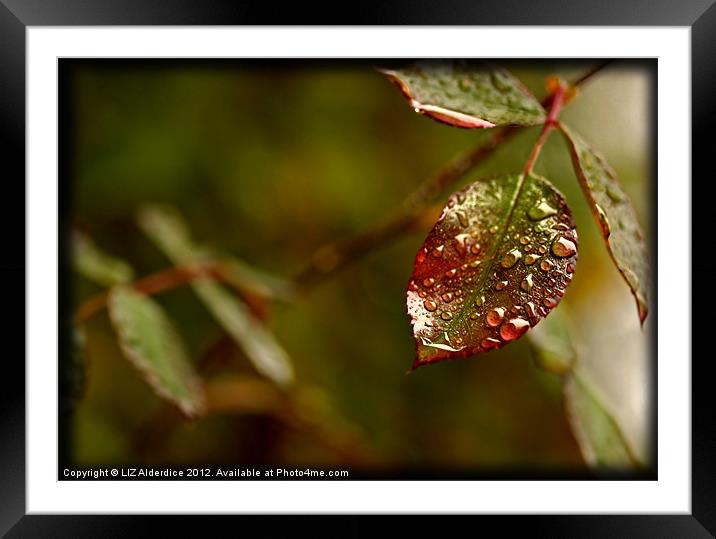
[{"xmin": 295, "ymin": 62, "xmax": 610, "ymax": 288}]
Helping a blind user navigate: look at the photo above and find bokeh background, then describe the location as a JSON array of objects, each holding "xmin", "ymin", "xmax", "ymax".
[{"xmin": 64, "ymin": 59, "xmax": 654, "ymax": 475}]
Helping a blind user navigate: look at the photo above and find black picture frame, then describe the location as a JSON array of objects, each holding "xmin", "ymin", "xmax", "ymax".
[{"xmin": 1, "ymin": 1, "xmax": 711, "ymax": 536}]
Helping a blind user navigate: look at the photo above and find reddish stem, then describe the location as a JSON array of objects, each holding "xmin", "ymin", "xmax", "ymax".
[
  {"xmin": 75, "ymin": 262, "xmax": 227, "ymax": 324},
  {"xmin": 523, "ymin": 81, "xmax": 568, "ymax": 176}
]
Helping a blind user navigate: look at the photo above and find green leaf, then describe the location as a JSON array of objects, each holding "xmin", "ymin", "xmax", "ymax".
[
  {"xmin": 107, "ymin": 286, "xmax": 205, "ymax": 417},
  {"xmin": 380, "ymin": 61, "xmax": 546, "ymax": 128},
  {"xmin": 407, "ymin": 173, "xmax": 578, "ymax": 368},
  {"xmin": 190, "ymin": 282, "xmax": 294, "ymax": 384},
  {"xmin": 137, "ymin": 205, "xmax": 294, "ymax": 386},
  {"xmin": 72, "ymin": 230, "xmax": 134, "ymax": 286},
  {"xmin": 564, "ymin": 372, "xmax": 641, "ymax": 469},
  {"xmin": 558, "ymin": 123, "xmax": 649, "ymax": 323},
  {"xmin": 527, "ymin": 305, "xmax": 577, "ymax": 375}
]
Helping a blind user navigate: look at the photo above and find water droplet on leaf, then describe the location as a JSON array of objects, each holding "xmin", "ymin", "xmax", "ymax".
[
  {"xmin": 607, "ymin": 186, "xmax": 623, "ymax": 203},
  {"xmin": 501, "ymin": 249, "xmax": 522, "ymax": 268},
  {"xmin": 487, "ymin": 307, "xmax": 506, "ymax": 327},
  {"xmin": 456, "ymin": 211, "xmax": 469, "ymax": 228},
  {"xmin": 551, "ymin": 236, "xmax": 577, "ymax": 258},
  {"xmin": 520, "ymin": 274, "xmax": 534, "ymax": 293},
  {"xmin": 499, "ymin": 318, "xmax": 530, "ymax": 341},
  {"xmin": 490, "ymin": 72, "xmax": 510, "ymax": 93},
  {"xmin": 543, "ymin": 297, "xmax": 559, "ymax": 309},
  {"xmin": 528, "ymin": 201, "xmax": 557, "ymax": 221},
  {"xmin": 454, "ymin": 234, "xmax": 470, "ymax": 255},
  {"xmin": 595, "ymin": 204, "xmax": 611, "ymax": 238}
]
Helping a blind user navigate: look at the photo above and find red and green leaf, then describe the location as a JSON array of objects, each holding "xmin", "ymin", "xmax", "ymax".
[
  {"xmin": 558, "ymin": 123, "xmax": 649, "ymax": 323},
  {"xmin": 380, "ymin": 61, "xmax": 546, "ymax": 128},
  {"xmin": 407, "ymin": 173, "xmax": 578, "ymax": 369}
]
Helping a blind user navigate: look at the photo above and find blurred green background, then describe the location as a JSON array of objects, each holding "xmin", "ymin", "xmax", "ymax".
[{"xmin": 67, "ymin": 60, "xmax": 654, "ymax": 473}]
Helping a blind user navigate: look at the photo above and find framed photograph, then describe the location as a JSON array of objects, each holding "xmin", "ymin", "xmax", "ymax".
[{"xmin": 3, "ymin": 0, "xmax": 710, "ymax": 535}]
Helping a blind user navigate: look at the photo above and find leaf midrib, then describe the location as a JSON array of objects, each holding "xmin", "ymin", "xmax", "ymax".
[{"xmin": 431, "ymin": 173, "xmax": 528, "ymax": 349}]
